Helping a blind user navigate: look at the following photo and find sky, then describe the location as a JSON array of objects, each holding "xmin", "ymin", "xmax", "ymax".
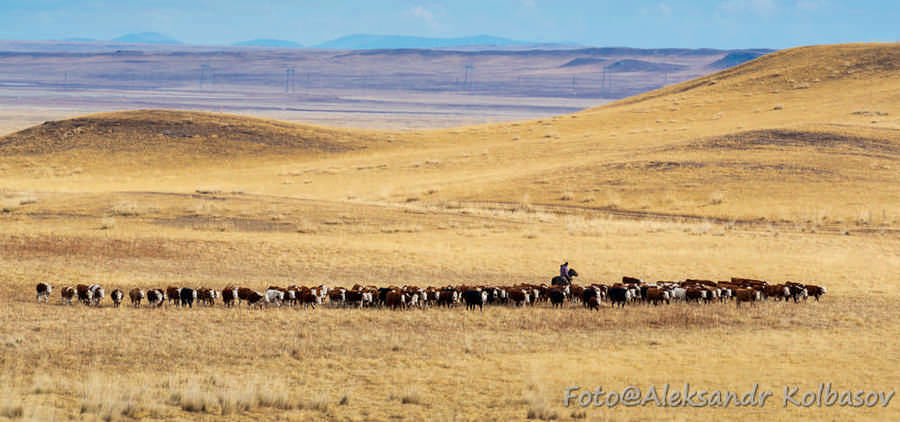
[{"xmin": 0, "ymin": 0, "xmax": 896, "ymax": 49}]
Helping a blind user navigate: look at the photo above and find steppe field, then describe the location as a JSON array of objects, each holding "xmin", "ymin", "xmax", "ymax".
[{"xmin": 1, "ymin": 43, "xmax": 900, "ymax": 421}]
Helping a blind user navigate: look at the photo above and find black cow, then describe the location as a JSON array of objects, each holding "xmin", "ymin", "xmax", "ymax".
[
  {"xmin": 548, "ymin": 289, "xmax": 566, "ymax": 308},
  {"xmin": 608, "ymin": 286, "xmax": 629, "ymax": 308},
  {"xmin": 462, "ymin": 289, "xmax": 484, "ymax": 311},
  {"xmin": 581, "ymin": 287, "xmax": 598, "ymax": 307},
  {"xmin": 179, "ymin": 287, "xmax": 196, "ymax": 308}
]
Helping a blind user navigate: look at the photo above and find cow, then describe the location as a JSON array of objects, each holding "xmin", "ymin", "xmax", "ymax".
[
  {"xmin": 165, "ymin": 286, "xmax": 180, "ymax": 306},
  {"xmin": 805, "ymin": 284, "xmax": 827, "ymax": 301},
  {"xmin": 147, "ymin": 289, "xmax": 165, "ymax": 307},
  {"xmin": 180, "ymin": 288, "xmax": 197, "ymax": 308},
  {"xmin": 36, "ymin": 282, "xmax": 52, "ymax": 303},
  {"xmin": 685, "ymin": 287, "xmax": 705, "ymax": 304},
  {"xmin": 547, "ymin": 288, "xmax": 566, "ymax": 308},
  {"xmin": 764, "ymin": 284, "xmax": 790, "ymax": 301},
  {"xmin": 586, "ymin": 296, "xmax": 600, "ymax": 311},
  {"xmin": 735, "ymin": 288, "xmax": 761, "ymax": 308},
  {"xmin": 245, "ymin": 290, "xmax": 266, "ymax": 308},
  {"xmin": 236, "ymin": 287, "xmax": 255, "ymax": 305},
  {"xmin": 89, "ymin": 284, "xmax": 105, "ymax": 306},
  {"xmin": 327, "ymin": 288, "xmax": 345, "ymax": 307},
  {"xmin": 129, "ymin": 288, "xmax": 145, "ymax": 307},
  {"xmin": 436, "ymin": 289, "xmax": 458, "ymax": 307},
  {"xmin": 344, "ymin": 289, "xmax": 363, "ymax": 308},
  {"xmin": 300, "ymin": 291, "xmax": 320, "ymax": 309},
  {"xmin": 607, "ymin": 285, "xmax": 630, "ymax": 308},
  {"xmin": 385, "ymin": 291, "xmax": 405, "ymax": 310},
  {"xmin": 462, "ymin": 289, "xmax": 484, "ymax": 311},
  {"xmin": 197, "ymin": 288, "xmax": 218, "ymax": 306},
  {"xmin": 61, "ymin": 286, "xmax": 76, "ymax": 305},
  {"xmin": 110, "ymin": 289, "xmax": 124, "ymax": 307},
  {"xmin": 581, "ymin": 286, "xmax": 599, "ymax": 307},
  {"xmin": 76, "ymin": 284, "xmax": 92, "ymax": 305},
  {"xmin": 506, "ymin": 288, "xmax": 530, "ymax": 307},
  {"xmin": 786, "ymin": 283, "xmax": 808, "ymax": 303},
  {"xmin": 645, "ymin": 287, "xmax": 670, "ymax": 305},
  {"xmin": 221, "ymin": 286, "xmax": 239, "ymax": 307},
  {"xmin": 265, "ymin": 289, "xmax": 284, "ymax": 307}
]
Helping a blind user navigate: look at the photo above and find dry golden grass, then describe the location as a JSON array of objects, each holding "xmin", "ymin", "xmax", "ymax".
[{"xmin": 1, "ymin": 43, "xmax": 900, "ymax": 421}]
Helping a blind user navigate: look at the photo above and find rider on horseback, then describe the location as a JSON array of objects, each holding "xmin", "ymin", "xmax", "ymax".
[{"xmin": 560, "ymin": 262, "xmax": 570, "ymax": 283}]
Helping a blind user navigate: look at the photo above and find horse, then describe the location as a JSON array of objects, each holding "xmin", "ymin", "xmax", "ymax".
[{"xmin": 552, "ymin": 268, "xmax": 578, "ymax": 286}]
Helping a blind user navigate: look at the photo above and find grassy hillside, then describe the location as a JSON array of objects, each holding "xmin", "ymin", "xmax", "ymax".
[{"xmin": 2, "ymin": 44, "xmax": 899, "ymax": 224}]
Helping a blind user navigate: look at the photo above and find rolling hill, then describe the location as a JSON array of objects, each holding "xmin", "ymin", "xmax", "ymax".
[{"xmin": 1, "ymin": 43, "xmax": 898, "ymax": 227}]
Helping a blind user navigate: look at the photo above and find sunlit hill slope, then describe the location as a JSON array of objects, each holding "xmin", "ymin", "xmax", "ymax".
[{"xmin": 1, "ymin": 43, "xmax": 899, "ymax": 227}]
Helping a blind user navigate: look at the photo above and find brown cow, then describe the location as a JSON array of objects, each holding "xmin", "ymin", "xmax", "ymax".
[
  {"xmin": 165, "ymin": 286, "xmax": 180, "ymax": 306},
  {"xmin": 385, "ymin": 291, "xmax": 405, "ymax": 310},
  {"xmin": 735, "ymin": 288, "xmax": 760, "ymax": 308},
  {"xmin": 645, "ymin": 287, "xmax": 670, "ymax": 305},
  {"xmin": 586, "ymin": 296, "xmax": 600, "ymax": 311},
  {"xmin": 129, "ymin": 288, "xmax": 145, "ymax": 307}
]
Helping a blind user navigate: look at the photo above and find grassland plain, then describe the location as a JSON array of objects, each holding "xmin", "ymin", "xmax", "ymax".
[{"xmin": 1, "ymin": 43, "xmax": 899, "ymax": 421}]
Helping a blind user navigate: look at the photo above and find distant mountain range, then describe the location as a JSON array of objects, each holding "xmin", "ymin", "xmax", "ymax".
[
  {"xmin": 312, "ymin": 34, "xmax": 556, "ymax": 50},
  {"xmin": 232, "ymin": 39, "xmax": 303, "ymax": 48},
  {"xmin": 55, "ymin": 33, "xmax": 556, "ymax": 50},
  {"xmin": 112, "ymin": 32, "xmax": 183, "ymax": 45}
]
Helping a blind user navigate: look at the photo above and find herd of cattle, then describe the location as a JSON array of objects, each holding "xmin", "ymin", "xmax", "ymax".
[{"xmin": 32, "ymin": 276, "xmax": 827, "ymax": 310}]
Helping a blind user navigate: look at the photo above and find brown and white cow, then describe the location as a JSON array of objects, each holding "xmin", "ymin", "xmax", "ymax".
[
  {"xmin": 197, "ymin": 288, "xmax": 218, "ymax": 306},
  {"xmin": 221, "ymin": 286, "xmax": 239, "ymax": 307},
  {"xmin": 89, "ymin": 284, "xmax": 105, "ymax": 306},
  {"xmin": 245, "ymin": 290, "xmax": 266, "ymax": 308},
  {"xmin": 300, "ymin": 291, "xmax": 320, "ymax": 309},
  {"xmin": 60, "ymin": 286, "xmax": 76, "ymax": 305},
  {"xmin": 36, "ymin": 282, "xmax": 52, "ymax": 303},
  {"xmin": 805, "ymin": 284, "xmax": 827, "ymax": 301}
]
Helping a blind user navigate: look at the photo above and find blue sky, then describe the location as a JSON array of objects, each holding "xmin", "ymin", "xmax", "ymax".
[{"xmin": 0, "ymin": 0, "xmax": 896, "ymax": 49}]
